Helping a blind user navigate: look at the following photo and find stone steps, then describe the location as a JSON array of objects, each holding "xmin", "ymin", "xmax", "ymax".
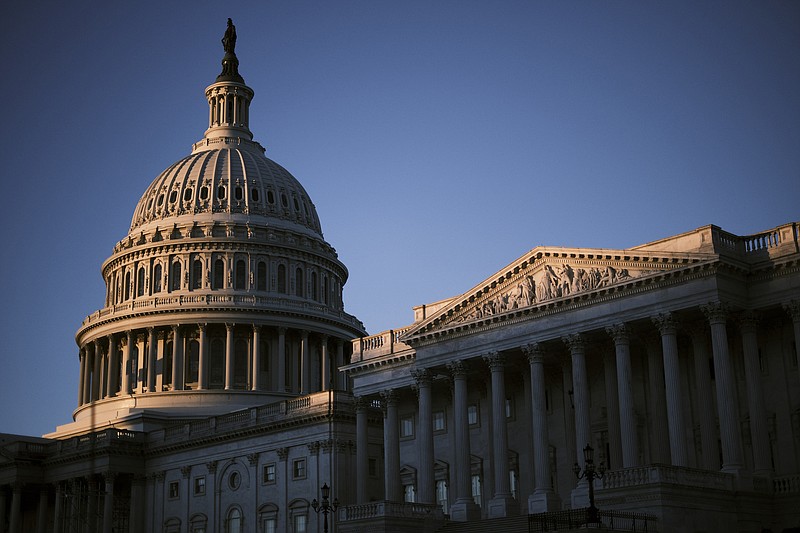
[{"xmin": 436, "ymin": 515, "xmax": 530, "ymax": 533}]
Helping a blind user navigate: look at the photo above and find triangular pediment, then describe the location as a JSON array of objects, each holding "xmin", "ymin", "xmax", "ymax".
[{"xmin": 403, "ymin": 246, "xmax": 717, "ymax": 340}]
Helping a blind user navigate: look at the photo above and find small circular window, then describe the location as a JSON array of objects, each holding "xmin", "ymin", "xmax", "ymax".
[{"xmin": 229, "ymin": 471, "xmax": 241, "ymax": 490}]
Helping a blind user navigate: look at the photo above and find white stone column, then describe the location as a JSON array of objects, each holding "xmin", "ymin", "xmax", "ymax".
[
  {"xmin": 644, "ymin": 335, "xmax": 670, "ymax": 464},
  {"xmin": 172, "ymin": 325, "xmax": 184, "ymax": 391},
  {"xmin": 99, "ymin": 341, "xmax": 108, "ymax": 400},
  {"xmin": 252, "ymin": 325, "xmax": 262, "ymax": 391},
  {"xmin": 563, "ymin": 334, "xmax": 591, "ymax": 465},
  {"xmin": 84, "ymin": 346, "xmax": 93, "ymax": 402},
  {"xmin": 146, "ymin": 328, "xmax": 157, "ymax": 393},
  {"xmin": 336, "ymin": 340, "xmax": 345, "ymax": 390},
  {"xmin": 784, "ymin": 301, "xmax": 800, "ymax": 388},
  {"xmin": 300, "ymin": 330, "xmax": 310, "ymax": 394},
  {"xmin": 320, "ymin": 336, "xmax": 330, "ymax": 391},
  {"xmin": 606, "ymin": 324, "xmax": 639, "ymax": 467},
  {"xmin": 653, "ymin": 313, "xmax": 688, "ymax": 467},
  {"xmin": 78, "ymin": 348, "xmax": 87, "ymax": 405},
  {"xmin": 92, "ymin": 340, "xmax": 103, "ymax": 401},
  {"xmin": 688, "ymin": 325, "xmax": 719, "ymax": 470},
  {"xmin": 412, "ymin": 368, "xmax": 435, "ymax": 504},
  {"xmin": 702, "ymin": 301, "xmax": 744, "ymax": 474},
  {"xmin": 381, "ymin": 389, "xmax": 401, "ymax": 502},
  {"xmin": 102, "ymin": 473, "xmax": 115, "ymax": 533},
  {"xmin": 739, "ymin": 312, "xmax": 772, "ymax": 476},
  {"xmin": 155, "ymin": 331, "xmax": 166, "ymax": 391},
  {"xmin": 447, "ymin": 360, "xmax": 480, "ymax": 521},
  {"xmin": 355, "ymin": 397, "xmax": 369, "ymax": 503},
  {"xmin": 601, "ymin": 347, "xmax": 623, "ymax": 469},
  {"xmin": 225, "ymin": 323, "xmax": 234, "ymax": 390},
  {"xmin": 483, "ymin": 351, "xmax": 516, "ymax": 517},
  {"xmin": 277, "ymin": 327, "xmax": 287, "ymax": 392},
  {"xmin": 197, "ymin": 324, "xmax": 208, "ymax": 390},
  {"xmin": 522, "ymin": 344, "xmax": 560, "ymax": 512},
  {"xmin": 136, "ymin": 334, "xmax": 146, "ymax": 394},
  {"xmin": 107, "ymin": 335, "xmax": 118, "ymax": 397},
  {"xmin": 121, "ymin": 331, "xmax": 133, "ymax": 395}
]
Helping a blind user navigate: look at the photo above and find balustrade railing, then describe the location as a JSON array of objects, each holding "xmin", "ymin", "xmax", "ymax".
[
  {"xmin": 712, "ymin": 222, "xmax": 798, "ymax": 257},
  {"xmin": 602, "ymin": 464, "xmax": 734, "ymax": 491},
  {"xmin": 529, "ymin": 508, "xmax": 656, "ymax": 532},
  {"xmin": 351, "ymin": 326, "xmax": 414, "ymax": 362},
  {"xmin": 339, "ymin": 501, "xmax": 444, "ymax": 521},
  {"xmin": 774, "ymin": 474, "xmax": 800, "ymax": 495}
]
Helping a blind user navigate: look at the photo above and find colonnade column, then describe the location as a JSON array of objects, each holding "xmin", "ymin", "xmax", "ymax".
[
  {"xmin": 107, "ymin": 334, "xmax": 118, "ymax": 398},
  {"xmin": 412, "ymin": 368, "xmax": 435, "ymax": 504},
  {"xmin": 8, "ymin": 483, "xmax": 20, "ymax": 533},
  {"xmin": 300, "ymin": 330, "xmax": 310, "ymax": 394},
  {"xmin": 606, "ymin": 324, "xmax": 639, "ymax": 467},
  {"xmin": 447, "ymin": 360, "xmax": 480, "ymax": 521},
  {"xmin": 36, "ymin": 486, "xmax": 48, "ymax": 533},
  {"xmin": 171, "ymin": 326, "xmax": 184, "ymax": 391},
  {"xmin": 99, "ymin": 341, "xmax": 108, "ymax": 399},
  {"xmin": 84, "ymin": 346, "xmax": 93, "ymax": 403},
  {"xmin": 644, "ymin": 335, "xmax": 670, "ymax": 464},
  {"xmin": 252, "ymin": 326, "xmax": 262, "ymax": 391},
  {"xmin": 739, "ymin": 312, "xmax": 772, "ymax": 476},
  {"xmin": 320, "ymin": 336, "xmax": 330, "ymax": 391},
  {"xmin": 483, "ymin": 351, "xmax": 516, "ymax": 517},
  {"xmin": 224, "ymin": 324, "xmax": 234, "ymax": 390},
  {"xmin": 522, "ymin": 343, "xmax": 560, "ymax": 512},
  {"xmin": 92, "ymin": 340, "xmax": 103, "ymax": 401},
  {"xmin": 146, "ymin": 328, "xmax": 157, "ymax": 392},
  {"xmin": 53, "ymin": 482, "xmax": 64, "ymax": 533},
  {"xmin": 78, "ymin": 349, "xmax": 87, "ymax": 405},
  {"xmin": 701, "ymin": 301, "xmax": 744, "ymax": 474},
  {"xmin": 277, "ymin": 327, "xmax": 287, "ymax": 392},
  {"xmin": 563, "ymin": 334, "xmax": 591, "ymax": 508},
  {"xmin": 653, "ymin": 313, "xmax": 688, "ymax": 466},
  {"xmin": 784, "ymin": 301, "xmax": 800, "ymax": 388},
  {"xmin": 354, "ymin": 397, "xmax": 369, "ymax": 503},
  {"xmin": 336, "ymin": 340, "xmax": 345, "ymax": 390},
  {"xmin": 381, "ymin": 390, "xmax": 401, "ymax": 502},
  {"xmin": 601, "ymin": 348, "xmax": 623, "ymax": 469},
  {"xmin": 121, "ymin": 331, "xmax": 132, "ymax": 395},
  {"xmin": 688, "ymin": 324, "xmax": 719, "ymax": 470},
  {"xmin": 197, "ymin": 324, "xmax": 208, "ymax": 390},
  {"xmin": 102, "ymin": 473, "xmax": 115, "ymax": 533}
]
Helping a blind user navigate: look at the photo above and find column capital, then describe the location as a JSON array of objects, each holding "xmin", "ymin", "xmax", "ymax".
[
  {"xmin": 278, "ymin": 326, "xmax": 287, "ymax": 335},
  {"xmin": 562, "ymin": 333, "xmax": 585, "ymax": 353},
  {"xmin": 521, "ymin": 343, "xmax": 546, "ymax": 364},
  {"xmin": 380, "ymin": 389, "xmax": 398, "ymax": 411},
  {"xmin": 701, "ymin": 300, "xmax": 729, "ymax": 324},
  {"xmin": 482, "ymin": 351, "xmax": 505, "ymax": 370},
  {"xmin": 225, "ymin": 323, "xmax": 235, "ymax": 331},
  {"xmin": 354, "ymin": 396, "xmax": 369, "ymax": 411},
  {"xmin": 157, "ymin": 329, "xmax": 167, "ymax": 341},
  {"xmin": 783, "ymin": 300, "xmax": 800, "ymax": 322},
  {"xmin": 198, "ymin": 323, "xmax": 208, "ymax": 333},
  {"xmin": 252, "ymin": 324, "xmax": 261, "ymax": 334},
  {"xmin": 411, "ymin": 367, "xmax": 433, "ymax": 386},
  {"xmin": 606, "ymin": 323, "xmax": 631, "ymax": 343},
  {"xmin": 180, "ymin": 466, "xmax": 192, "ymax": 478},
  {"xmin": 206, "ymin": 460, "xmax": 218, "ymax": 473},
  {"xmin": 737, "ymin": 310, "xmax": 760, "ymax": 331},
  {"xmin": 447, "ymin": 360, "xmax": 469, "ymax": 379},
  {"xmin": 652, "ymin": 313, "xmax": 679, "ymax": 335},
  {"xmin": 276, "ymin": 447, "xmax": 289, "ymax": 461},
  {"xmin": 300, "ymin": 329, "xmax": 310, "ymax": 340}
]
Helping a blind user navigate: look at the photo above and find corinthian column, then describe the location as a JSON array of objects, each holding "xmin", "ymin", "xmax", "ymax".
[
  {"xmin": 784, "ymin": 301, "xmax": 800, "ymax": 388},
  {"xmin": 92, "ymin": 339, "xmax": 103, "ymax": 401},
  {"xmin": 171, "ymin": 325, "xmax": 184, "ymax": 391},
  {"xmin": 355, "ymin": 397, "xmax": 369, "ymax": 503},
  {"xmin": 121, "ymin": 331, "xmax": 133, "ymax": 395},
  {"xmin": 483, "ymin": 351, "xmax": 516, "ymax": 517},
  {"xmin": 652, "ymin": 313, "xmax": 687, "ymax": 466},
  {"xmin": 738, "ymin": 312, "xmax": 771, "ymax": 476},
  {"xmin": 688, "ymin": 324, "xmax": 719, "ymax": 469},
  {"xmin": 412, "ymin": 368, "xmax": 435, "ymax": 504},
  {"xmin": 225, "ymin": 323, "xmax": 234, "ymax": 390},
  {"xmin": 252, "ymin": 325, "xmax": 262, "ymax": 391},
  {"xmin": 522, "ymin": 343, "xmax": 560, "ymax": 512},
  {"xmin": 78, "ymin": 348, "xmax": 87, "ymax": 405},
  {"xmin": 701, "ymin": 301, "xmax": 744, "ymax": 474},
  {"xmin": 447, "ymin": 360, "xmax": 480, "ymax": 521},
  {"xmin": 606, "ymin": 324, "xmax": 639, "ymax": 467},
  {"xmin": 381, "ymin": 390, "xmax": 401, "ymax": 502},
  {"xmin": 147, "ymin": 328, "xmax": 157, "ymax": 392},
  {"xmin": 563, "ymin": 334, "xmax": 591, "ymax": 466},
  {"xmin": 107, "ymin": 334, "xmax": 117, "ymax": 398},
  {"xmin": 197, "ymin": 324, "xmax": 208, "ymax": 390}
]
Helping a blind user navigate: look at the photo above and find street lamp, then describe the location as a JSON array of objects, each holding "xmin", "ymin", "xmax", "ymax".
[
  {"xmin": 311, "ymin": 483, "xmax": 339, "ymax": 533},
  {"xmin": 572, "ymin": 444, "xmax": 606, "ymax": 525}
]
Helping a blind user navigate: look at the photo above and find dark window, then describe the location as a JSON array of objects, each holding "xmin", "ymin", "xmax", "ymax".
[
  {"xmin": 187, "ymin": 340, "xmax": 199, "ymax": 384},
  {"xmin": 235, "ymin": 260, "xmax": 246, "ymax": 290},
  {"xmin": 235, "ymin": 187, "xmax": 243, "ymax": 201},
  {"xmin": 137, "ymin": 267, "xmax": 145, "ymax": 297},
  {"xmin": 200, "ymin": 186, "xmax": 209, "ymax": 200},
  {"xmin": 263, "ymin": 463, "xmax": 276, "ymax": 484},
  {"xmin": 153, "ymin": 264, "xmax": 162, "ymax": 293},
  {"xmin": 184, "ymin": 188, "xmax": 193, "ymax": 201},
  {"xmin": 293, "ymin": 458, "xmax": 306, "ymax": 479},
  {"xmin": 192, "ymin": 259, "xmax": 203, "ymax": 290},
  {"xmin": 293, "ymin": 198, "xmax": 300, "ymax": 211},
  {"xmin": 209, "ymin": 338, "xmax": 225, "ymax": 389},
  {"xmin": 168, "ymin": 481, "xmax": 179, "ymax": 499},
  {"xmin": 295, "ymin": 268, "xmax": 304, "ymax": 297},
  {"xmin": 213, "ymin": 259, "xmax": 224, "ymax": 290},
  {"xmin": 311, "ymin": 272, "xmax": 318, "ymax": 301},
  {"xmin": 171, "ymin": 262, "xmax": 181, "ymax": 291},
  {"xmin": 194, "ymin": 477, "xmax": 205, "ymax": 495},
  {"xmin": 157, "ymin": 194, "xmax": 164, "ymax": 206},
  {"xmin": 267, "ymin": 190, "xmax": 275, "ymax": 204},
  {"xmin": 234, "ymin": 339, "xmax": 248, "ymax": 388},
  {"xmin": 280, "ymin": 193, "xmax": 288, "ymax": 208},
  {"xmin": 277, "ymin": 264, "xmax": 286, "ymax": 294},
  {"xmin": 251, "ymin": 188, "xmax": 260, "ymax": 202},
  {"xmin": 124, "ymin": 271, "xmax": 131, "ymax": 301},
  {"xmin": 169, "ymin": 190, "xmax": 177, "ymax": 203},
  {"xmin": 257, "ymin": 262, "xmax": 267, "ymax": 291},
  {"xmin": 217, "ymin": 185, "xmax": 226, "ymax": 199}
]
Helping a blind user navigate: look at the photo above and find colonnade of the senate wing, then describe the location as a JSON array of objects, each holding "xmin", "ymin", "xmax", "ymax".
[{"xmin": 346, "ymin": 299, "xmax": 800, "ymax": 519}]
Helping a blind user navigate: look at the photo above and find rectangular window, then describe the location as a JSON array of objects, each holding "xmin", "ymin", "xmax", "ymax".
[
  {"xmin": 436, "ymin": 480, "xmax": 448, "ymax": 514},
  {"xmin": 509, "ymin": 470, "xmax": 518, "ymax": 499},
  {"xmin": 168, "ymin": 480, "xmax": 179, "ymax": 499},
  {"xmin": 400, "ymin": 415, "xmax": 414, "ymax": 438},
  {"xmin": 193, "ymin": 476, "xmax": 205, "ymax": 496},
  {"xmin": 403, "ymin": 483, "xmax": 416, "ymax": 502},
  {"xmin": 433, "ymin": 410, "xmax": 446, "ymax": 432},
  {"xmin": 293, "ymin": 458, "xmax": 307, "ymax": 480},
  {"xmin": 293, "ymin": 514, "xmax": 307, "ymax": 533},
  {"xmin": 505, "ymin": 398, "xmax": 514, "ymax": 420},
  {"xmin": 471, "ymin": 475, "xmax": 482, "ymax": 506},
  {"xmin": 368, "ymin": 458, "xmax": 378, "ymax": 477},
  {"xmin": 263, "ymin": 463, "xmax": 276, "ymax": 484},
  {"xmin": 468, "ymin": 404, "xmax": 479, "ymax": 426},
  {"xmin": 263, "ymin": 518, "xmax": 276, "ymax": 533}
]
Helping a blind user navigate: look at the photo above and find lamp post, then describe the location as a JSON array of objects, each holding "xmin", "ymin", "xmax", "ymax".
[
  {"xmin": 311, "ymin": 483, "xmax": 339, "ymax": 533},
  {"xmin": 572, "ymin": 444, "xmax": 606, "ymax": 525}
]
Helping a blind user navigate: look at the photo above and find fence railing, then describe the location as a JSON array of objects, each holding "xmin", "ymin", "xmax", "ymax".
[{"xmin": 528, "ymin": 508, "xmax": 657, "ymax": 532}]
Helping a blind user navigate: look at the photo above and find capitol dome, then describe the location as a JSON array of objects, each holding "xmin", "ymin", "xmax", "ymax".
[{"xmin": 63, "ymin": 25, "xmax": 366, "ymax": 436}]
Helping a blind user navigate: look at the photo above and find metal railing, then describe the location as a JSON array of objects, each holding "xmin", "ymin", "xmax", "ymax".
[{"xmin": 528, "ymin": 508, "xmax": 657, "ymax": 532}]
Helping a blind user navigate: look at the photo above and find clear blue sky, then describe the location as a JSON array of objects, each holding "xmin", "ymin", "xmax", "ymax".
[{"xmin": 0, "ymin": 1, "xmax": 798, "ymax": 437}]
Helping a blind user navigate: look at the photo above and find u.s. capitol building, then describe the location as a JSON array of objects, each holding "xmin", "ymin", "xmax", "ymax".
[{"xmin": 1, "ymin": 21, "xmax": 799, "ymax": 533}]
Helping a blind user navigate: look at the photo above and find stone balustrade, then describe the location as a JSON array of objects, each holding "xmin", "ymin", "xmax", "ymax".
[
  {"xmin": 601, "ymin": 464, "xmax": 735, "ymax": 491},
  {"xmin": 712, "ymin": 222, "xmax": 798, "ymax": 258},
  {"xmin": 351, "ymin": 326, "xmax": 413, "ymax": 362},
  {"xmin": 339, "ymin": 501, "xmax": 444, "ymax": 521},
  {"xmin": 774, "ymin": 474, "xmax": 800, "ymax": 495}
]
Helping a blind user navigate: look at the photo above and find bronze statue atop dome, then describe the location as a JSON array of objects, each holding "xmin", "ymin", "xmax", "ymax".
[{"xmin": 222, "ymin": 18, "xmax": 237, "ymax": 54}]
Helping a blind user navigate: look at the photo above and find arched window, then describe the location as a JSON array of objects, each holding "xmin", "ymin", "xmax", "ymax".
[
  {"xmin": 137, "ymin": 267, "xmax": 145, "ymax": 297},
  {"xmin": 226, "ymin": 507, "xmax": 242, "ymax": 533},
  {"xmin": 277, "ymin": 264, "xmax": 287, "ymax": 294},
  {"xmin": 235, "ymin": 260, "xmax": 246, "ymax": 290},
  {"xmin": 295, "ymin": 268, "xmax": 303, "ymax": 297},
  {"xmin": 170, "ymin": 261, "xmax": 181, "ymax": 292},
  {"xmin": 311, "ymin": 272, "xmax": 318, "ymax": 301},
  {"xmin": 213, "ymin": 259, "xmax": 225, "ymax": 290},
  {"xmin": 186, "ymin": 339, "xmax": 199, "ymax": 386},
  {"xmin": 192, "ymin": 259, "xmax": 203, "ymax": 290},
  {"xmin": 209, "ymin": 338, "xmax": 225, "ymax": 389},
  {"xmin": 258, "ymin": 504, "xmax": 278, "ymax": 533},
  {"xmin": 234, "ymin": 339, "xmax": 248, "ymax": 389},
  {"xmin": 257, "ymin": 262, "xmax": 267, "ymax": 291},
  {"xmin": 153, "ymin": 264, "xmax": 162, "ymax": 294},
  {"xmin": 323, "ymin": 276, "xmax": 329, "ymax": 305},
  {"xmin": 259, "ymin": 340, "xmax": 270, "ymax": 389},
  {"xmin": 124, "ymin": 271, "xmax": 131, "ymax": 301},
  {"xmin": 164, "ymin": 340, "xmax": 173, "ymax": 389}
]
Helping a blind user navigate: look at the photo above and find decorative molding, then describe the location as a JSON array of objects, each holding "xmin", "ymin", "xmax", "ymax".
[
  {"xmin": 446, "ymin": 360, "xmax": 468, "ymax": 379},
  {"xmin": 482, "ymin": 351, "xmax": 505, "ymax": 370},
  {"xmin": 276, "ymin": 447, "xmax": 289, "ymax": 461},
  {"xmin": 562, "ymin": 333, "xmax": 585, "ymax": 353},
  {"xmin": 606, "ymin": 323, "xmax": 631, "ymax": 344},
  {"xmin": 247, "ymin": 452, "xmax": 260, "ymax": 466},
  {"xmin": 206, "ymin": 461, "xmax": 218, "ymax": 473},
  {"xmin": 652, "ymin": 313, "xmax": 679, "ymax": 336},
  {"xmin": 521, "ymin": 343, "xmax": 546, "ymax": 364},
  {"xmin": 701, "ymin": 301, "xmax": 729, "ymax": 324}
]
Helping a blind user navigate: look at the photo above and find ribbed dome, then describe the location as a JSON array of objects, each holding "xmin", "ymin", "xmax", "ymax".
[{"xmin": 129, "ymin": 145, "xmax": 323, "ymax": 237}]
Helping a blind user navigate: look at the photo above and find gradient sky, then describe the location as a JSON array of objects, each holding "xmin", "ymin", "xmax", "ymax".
[{"xmin": 1, "ymin": 1, "xmax": 798, "ymax": 437}]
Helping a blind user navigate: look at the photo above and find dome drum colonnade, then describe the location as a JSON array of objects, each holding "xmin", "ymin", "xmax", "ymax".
[{"xmin": 72, "ymin": 28, "xmax": 365, "ymax": 424}]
